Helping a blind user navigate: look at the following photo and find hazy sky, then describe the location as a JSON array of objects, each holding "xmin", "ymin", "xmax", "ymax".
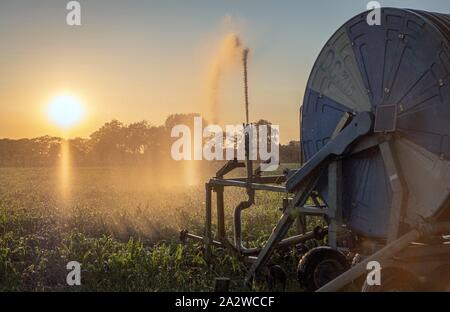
[{"xmin": 1, "ymin": 0, "xmax": 449, "ymax": 142}]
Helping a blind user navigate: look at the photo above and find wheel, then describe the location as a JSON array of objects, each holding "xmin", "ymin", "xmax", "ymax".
[
  {"xmin": 301, "ymin": 8, "xmax": 450, "ymax": 239},
  {"xmin": 295, "ymin": 244, "xmax": 309, "ymax": 258},
  {"xmin": 425, "ymin": 264, "xmax": 450, "ymax": 292},
  {"xmin": 361, "ymin": 267, "xmax": 421, "ymax": 292},
  {"xmin": 297, "ymin": 247, "xmax": 350, "ymax": 292}
]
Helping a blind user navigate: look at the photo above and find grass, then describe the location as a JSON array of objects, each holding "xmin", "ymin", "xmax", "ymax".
[{"xmin": 0, "ymin": 166, "xmax": 314, "ymax": 292}]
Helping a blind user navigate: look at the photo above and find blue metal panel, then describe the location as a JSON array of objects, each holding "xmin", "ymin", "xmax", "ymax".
[
  {"xmin": 342, "ymin": 151, "xmax": 392, "ymax": 237},
  {"xmin": 301, "ymin": 89, "xmax": 349, "ymax": 160},
  {"xmin": 302, "ymin": 89, "xmax": 392, "ymax": 237},
  {"xmin": 346, "ymin": 8, "xmax": 450, "ymax": 158},
  {"xmin": 301, "ymin": 8, "xmax": 450, "ymax": 238}
]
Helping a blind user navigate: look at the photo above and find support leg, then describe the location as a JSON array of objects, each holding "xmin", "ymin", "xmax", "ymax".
[
  {"xmin": 379, "ymin": 141, "xmax": 407, "ymax": 243},
  {"xmin": 296, "ymin": 215, "xmax": 307, "ymax": 235},
  {"xmin": 245, "ymin": 170, "xmax": 322, "ymax": 285},
  {"xmin": 205, "ymin": 183, "xmax": 213, "ymax": 261},
  {"xmin": 245, "ymin": 211, "xmax": 295, "ymax": 286},
  {"xmin": 216, "ymin": 186, "xmax": 226, "ymax": 240},
  {"xmin": 328, "ymin": 160, "xmax": 342, "ymax": 248}
]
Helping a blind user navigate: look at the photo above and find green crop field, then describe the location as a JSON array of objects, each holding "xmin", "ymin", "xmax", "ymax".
[{"xmin": 0, "ymin": 166, "xmax": 318, "ymax": 292}]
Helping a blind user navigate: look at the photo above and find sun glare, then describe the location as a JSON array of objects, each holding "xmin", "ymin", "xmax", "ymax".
[{"xmin": 47, "ymin": 94, "xmax": 84, "ymax": 129}]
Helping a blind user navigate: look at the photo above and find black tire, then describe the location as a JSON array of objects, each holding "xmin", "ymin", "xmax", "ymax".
[
  {"xmin": 297, "ymin": 247, "xmax": 350, "ymax": 292},
  {"xmin": 361, "ymin": 267, "xmax": 421, "ymax": 292}
]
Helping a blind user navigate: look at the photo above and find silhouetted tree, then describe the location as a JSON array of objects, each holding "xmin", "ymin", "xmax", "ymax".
[
  {"xmin": 90, "ymin": 120, "xmax": 127, "ymax": 164},
  {"xmin": 0, "ymin": 115, "xmax": 298, "ymax": 167}
]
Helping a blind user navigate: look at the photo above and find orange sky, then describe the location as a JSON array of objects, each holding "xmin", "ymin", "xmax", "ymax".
[
  {"xmin": 0, "ymin": 1, "xmax": 311, "ymax": 144},
  {"xmin": 1, "ymin": 1, "xmax": 448, "ymax": 143}
]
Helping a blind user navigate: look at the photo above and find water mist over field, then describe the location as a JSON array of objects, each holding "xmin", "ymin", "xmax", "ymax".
[{"xmin": 207, "ymin": 33, "xmax": 247, "ymax": 124}]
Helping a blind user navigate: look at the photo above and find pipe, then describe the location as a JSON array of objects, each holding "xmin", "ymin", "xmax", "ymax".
[
  {"xmin": 317, "ymin": 221, "xmax": 450, "ymax": 292},
  {"xmin": 277, "ymin": 228, "xmax": 327, "ymax": 248},
  {"xmin": 181, "ymin": 231, "xmax": 223, "ymax": 247},
  {"xmin": 181, "ymin": 226, "xmax": 326, "ymax": 256},
  {"xmin": 234, "ymin": 188, "xmax": 258, "ymax": 255},
  {"xmin": 243, "ymin": 48, "xmax": 250, "ymax": 125},
  {"xmin": 210, "ymin": 178, "xmax": 287, "ymax": 193},
  {"xmin": 233, "ymin": 125, "xmax": 259, "ymax": 255}
]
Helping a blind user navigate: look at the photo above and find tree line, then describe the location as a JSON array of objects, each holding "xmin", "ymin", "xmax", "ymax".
[{"xmin": 0, "ymin": 114, "xmax": 300, "ymax": 167}]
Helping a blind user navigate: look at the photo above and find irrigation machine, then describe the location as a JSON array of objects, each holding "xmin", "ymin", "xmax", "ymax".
[{"xmin": 181, "ymin": 8, "xmax": 450, "ymax": 292}]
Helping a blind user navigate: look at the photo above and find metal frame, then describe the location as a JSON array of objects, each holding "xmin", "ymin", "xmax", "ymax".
[
  {"xmin": 180, "ymin": 111, "xmax": 450, "ymax": 291},
  {"xmin": 181, "ymin": 160, "xmax": 325, "ymax": 256}
]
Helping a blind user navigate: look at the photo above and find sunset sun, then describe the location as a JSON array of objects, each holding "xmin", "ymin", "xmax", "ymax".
[{"xmin": 47, "ymin": 94, "xmax": 84, "ymax": 129}]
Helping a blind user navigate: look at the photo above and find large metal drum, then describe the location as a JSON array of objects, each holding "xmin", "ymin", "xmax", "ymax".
[{"xmin": 301, "ymin": 8, "xmax": 450, "ymax": 238}]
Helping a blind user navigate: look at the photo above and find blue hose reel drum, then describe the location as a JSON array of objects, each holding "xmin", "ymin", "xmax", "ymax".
[{"xmin": 301, "ymin": 8, "xmax": 450, "ymax": 238}]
